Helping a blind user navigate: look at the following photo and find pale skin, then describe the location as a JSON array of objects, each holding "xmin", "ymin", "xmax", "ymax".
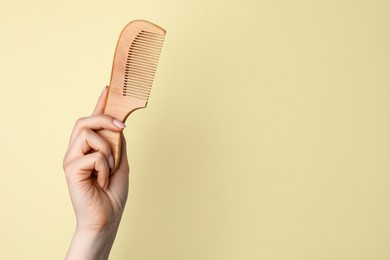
[{"xmin": 63, "ymin": 86, "xmax": 129, "ymax": 260}]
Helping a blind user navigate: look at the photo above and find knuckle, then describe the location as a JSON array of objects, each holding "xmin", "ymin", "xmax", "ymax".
[
  {"xmin": 94, "ymin": 151, "xmax": 106, "ymax": 161},
  {"xmin": 62, "ymin": 153, "xmax": 71, "ymax": 172},
  {"xmin": 79, "ymin": 128, "xmax": 91, "ymax": 137},
  {"xmin": 62, "ymin": 158, "xmax": 68, "ymax": 172},
  {"xmin": 74, "ymin": 117, "xmax": 86, "ymax": 129},
  {"xmin": 62, "ymin": 162, "xmax": 73, "ymax": 177}
]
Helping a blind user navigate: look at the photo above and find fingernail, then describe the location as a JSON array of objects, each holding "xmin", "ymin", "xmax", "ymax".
[
  {"xmin": 113, "ymin": 119, "xmax": 126, "ymax": 129},
  {"xmin": 109, "ymin": 155, "xmax": 114, "ymax": 170},
  {"xmin": 101, "ymin": 85, "xmax": 108, "ymax": 95}
]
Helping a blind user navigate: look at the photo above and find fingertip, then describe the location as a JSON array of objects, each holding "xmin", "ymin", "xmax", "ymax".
[
  {"xmin": 113, "ymin": 119, "xmax": 126, "ymax": 129},
  {"xmin": 92, "ymin": 85, "xmax": 109, "ymax": 115},
  {"xmin": 100, "ymin": 85, "xmax": 108, "ymax": 96}
]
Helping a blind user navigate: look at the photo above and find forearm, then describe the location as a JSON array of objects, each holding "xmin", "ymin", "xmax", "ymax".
[{"xmin": 65, "ymin": 225, "xmax": 119, "ymax": 260}]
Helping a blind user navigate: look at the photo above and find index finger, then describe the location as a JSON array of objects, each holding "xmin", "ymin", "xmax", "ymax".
[{"xmin": 92, "ymin": 86, "xmax": 109, "ymax": 115}]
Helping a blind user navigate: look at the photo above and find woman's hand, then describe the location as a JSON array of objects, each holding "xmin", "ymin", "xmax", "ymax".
[{"xmin": 63, "ymin": 86, "xmax": 130, "ymax": 260}]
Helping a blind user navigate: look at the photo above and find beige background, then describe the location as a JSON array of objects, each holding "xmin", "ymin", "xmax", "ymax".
[{"xmin": 1, "ymin": 0, "xmax": 390, "ymax": 259}]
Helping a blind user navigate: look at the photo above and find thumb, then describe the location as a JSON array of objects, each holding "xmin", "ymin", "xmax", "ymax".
[
  {"xmin": 112, "ymin": 134, "xmax": 129, "ymax": 178},
  {"xmin": 92, "ymin": 86, "xmax": 109, "ymax": 115},
  {"xmin": 108, "ymin": 135, "xmax": 129, "ymax": 198}
]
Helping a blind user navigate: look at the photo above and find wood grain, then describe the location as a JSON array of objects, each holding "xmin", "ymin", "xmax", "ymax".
[{"xmin": 100, "ymin": 20, "xmax": 166, "ymax": 174}]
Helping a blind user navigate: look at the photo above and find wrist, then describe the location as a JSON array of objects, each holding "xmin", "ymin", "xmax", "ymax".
[
  {"xmin": 66, "ymin": 223, "xmax": 120, "ymax": 260},
  {"xmin": 76, "ymin": 219, "xmax": 121, "ymax": 234}
]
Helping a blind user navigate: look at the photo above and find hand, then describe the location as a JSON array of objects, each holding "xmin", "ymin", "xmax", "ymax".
[{"xmin": 63, "ymin": 86, "xmax": 130, "ymax": 259}]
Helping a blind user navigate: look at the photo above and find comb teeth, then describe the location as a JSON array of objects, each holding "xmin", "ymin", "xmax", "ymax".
[{"xmin": 123, "ymin": 30, "xmax": 165, "ymax": 100}]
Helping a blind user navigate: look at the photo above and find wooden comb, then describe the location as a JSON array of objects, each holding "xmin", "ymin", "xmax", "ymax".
[{"xmin": 99, "ymin": 20, "xmax": 166, "ymax": 174}]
